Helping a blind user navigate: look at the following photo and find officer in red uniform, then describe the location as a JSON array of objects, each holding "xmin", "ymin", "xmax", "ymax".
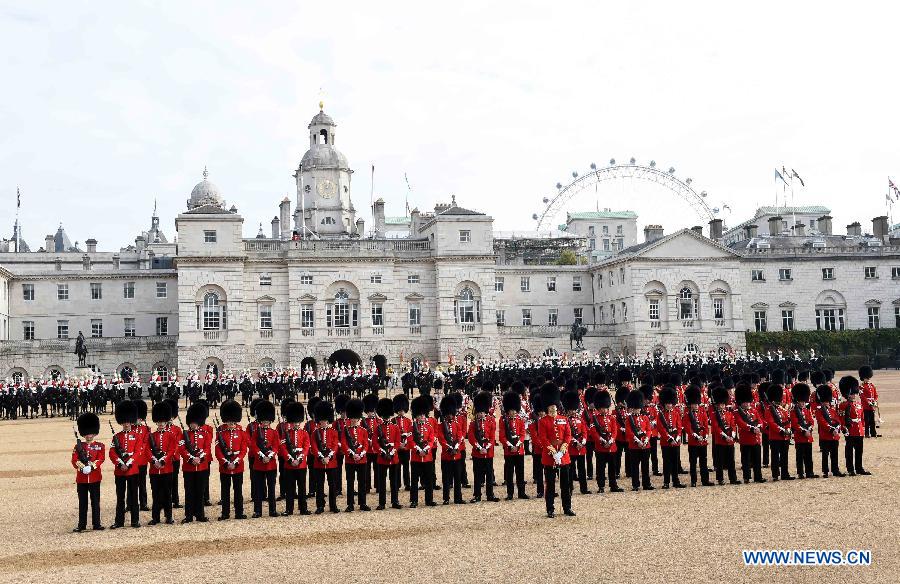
[
  {"xmin": 438, "ymin": 395, "xmax": 465, "ymax": 505},
  {"xmin": 641, "ymin": 383, "xmax": 662, "ymax": 477},
  {"xmin": 839, "ymin": 376, "xmax": 870, "ymax": 476},
  {"xmin": 587, "ymin": 390, "xmax": 623, "ymax": 493},
  {"xmin": 683, "ymin": 385, "xmax": 714, "ymax": 487},
  {"xmin": 710, "ymin": 385, "xmax": 740, "ymax": 485},
  {"xmin": 311, "ymin": 400, "xmax": 341, "ymax": 513},
  {"xmin": 561, "ymin": 390, "xmax": 589, "ymax": 495},
  {"xmin": 342, "ymin": 398, "xmax": 370, "ymax": 512},
  {"xmin": 361, "ymin": 393, "xmax": 381, "ymax": 493},
  {"xmin": 249, "ymin": 400, "xmax": 279, "ymax": 518},
  {"xmin": 789, "ymin": 383, "xmax": 818, "ymax": 479},
  {"xmin": 179, "ymin": 402, "xmax": 211, "ymax": 523},
  {"xmin": 393, "ymin": 394, "xmax": 413, "ymax": 492},
  {"xmin": 734, "ymin": 383, "xmax": 765, "ymax": 483},
  {"xmin": 537, "ymin": 383, "xmax": 575, "ymax": 518},
  {"xmin": 499, "ymin": 391, "xmax": 528, "ymax": 500},
  {"xmin": 132, "ymin": 399, "xmax": 151, "ymax": 512},
  {"xmin": 215, "ymin": 400, "xmax": 249, "ymax": 520},
  {"xmin": 527, "ymin": 393, "xmax": 545, "ymax": 498},
  {"xmin": 858, "ymin": 366, "xmax": 880, "ymax": 438},
  {"xmin": 765, "ymin": 384, "xmax": 794, "ymax": 481},
  {"xmin": 279, "ymin": 401, "xmax": 311, "ymax": 515},
  {"xmin": 72, "ymin": 412, "xmax": 105, "ymax": 532},
  {"xmin": 814, "ymin": 384, "xmax": 845, "ymax": 477},
  {"xmin": 109, "ymin": 399, "xmax": 141, "ymax": 529},
  {"xmin": 625, "ymin": 389, "xmax": 652, "ymax": 491},
  {"xmin": 408, "ymin": 395, "xmax": 437, "ymax": 507},
  {"xmin": 147, "ymin": 401, "xmax": 177, "ymax": 525},
  {"xmin": 374, "ymin": 398, "xmax": 402, "ymax": 510},
  {"xmin": 467, "ymin": 391, "xmax": 499, "ymax": 503},
  {"xmin": 656, "ymin": 386, "xmax": 685, "ymax": 489}
]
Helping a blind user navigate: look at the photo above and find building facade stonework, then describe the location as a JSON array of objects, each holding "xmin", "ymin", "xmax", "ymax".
[{"xmin": 2, "ymin": 107, "xmax": 899, "ymax": 381}]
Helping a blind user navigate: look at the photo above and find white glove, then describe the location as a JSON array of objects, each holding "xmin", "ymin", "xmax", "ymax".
[
  {"xmin": 80, "ymin": 465, "xmax": 92, "ymax": 475},
  {"xmin": 552, "ymin": 451, "xmax": 564, "ymax": 465}
]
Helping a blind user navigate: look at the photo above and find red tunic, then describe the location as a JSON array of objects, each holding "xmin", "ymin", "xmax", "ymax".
[
  {"xmin": 395, "ymin": 416, "xmax": 413, "ymax": 452},
  {"xmin": 179, "ymin": 427, "xmax": 212, "ymax": 472},
  {"xmin": 71, "ymin": 440, "xmax": 105, "ymax": 484},
  {"xmin": 468, "ymin": 416, "xmax": 496, "ymax": 458},
  {"xmin": 790, "ymin": 405, "xmax": 815, "ymax": 444},
  {"xmin": 586, "ymin": 411, "xmax": 617, "ymax": 453},
  {"xmin": 109, "ymin": 429, "xmax": 141, "ymax": 477},
  {"xmin": 566, "ymin": 414, "xmax": 588, "ymax": 456},
  {"xmin": 132, "ymin": 423, "xmax": 150, "ymax": 466},
  {"xmin": 625, "ymin": 413, "xmax": 651, "ymax": 450},
  {"xmin": 437, "ymin": 417, "xmax": 464, "ymax": 461},
  {"xmin": 613, "ymin": 407, "xmax": 629, "ymax": 443},
  {"xmin": 765, "ymin": 404, "xmax": 792, "ymax": 441},
  {"xmin": 734, "ymin": 406, "xmax": 763, "ymax": 446},
  {"xmin": 656, "ymin": 408, "xmax": 682, "ymax": 446},
  {"xmin": 537, "ymin": 414, "xmax": 572, "ymax": 466},
  {"xmin": 147, "ymin": 429, "xmax": 177, "ymax": 475},
  {"xmin": 816, "ymin": 404, "xmax": 842, "ymax": 442},
  {"xmin": 840, "ymin": 402, "xmax": 865, "ymax": 437},
  {"xmin": 498, "ymin": 415, "xmax": 526, "ymax": 456},
  {"xmin": 341, "ymin": 425, "xmax": 369, "ymax": 464},
  {"xmin": 310, "ymin": 427, "xmax": 339, "ymax": 469},
  {"xmin": 215, "ymin": 425, "xmax": 249, "ymax": 475},
  {"xmin": 408, "ymin": 419, "xmax": 435, "ymax": 463},
  {"xmin": 361, "ymin": 415, "xmax": 382, "ymax": 454},
  {"xmin": 860, "ymin": 382, "xmax": 878, "ymax": 412},
  {"xmin": 374, "ymin": 421, "xmax": 400, "ymax": 465},
  {"xmin": 249, "ymin": 426, "xmax": 279, "ymax": 471}
]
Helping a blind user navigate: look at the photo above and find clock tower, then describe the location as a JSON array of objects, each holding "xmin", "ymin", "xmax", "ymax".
[{"xmin": 294, "ymin": 103, "xmax": 356, "ymax": 237}]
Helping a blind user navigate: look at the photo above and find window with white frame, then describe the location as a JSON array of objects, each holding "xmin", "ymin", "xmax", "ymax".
[
  {"xmin": 156, "ymin": 317, "xmax": 168, "ymax": 336},
  {"xmin": 23, "ymin": 321, "xmax": 34, "ymax": 340},
  {"xmin": 259, "ymin": 274, "xmax": 272, "ymax": 286},
  {"xmin": 300, "ymin": 304, "xmax": 314, "ymax": 328},
  {"xmin": 370, "ymin": 303, "xmax": 384, "ymax": 327},
  {"xmin": 299, "ymin": 275, "xmax": 313, "ymax": 285},
  {"xmin": 603, "ymin": 239, "xmax": 610, "ymax": 251},
  {"xmin": 203, "ymin": 230, "xmax": 217, "ymax": 243},
  {"xmin": 521, "ymin": 309, "xmax": 532, "ymax": 326},
  {"xmin": 815, "ymin": 308, "xmax": 844, "ymax": 331},
  {"xmin": 156, "ymin": 282, "xmax": 167, "ymax": 298},
  {"xmin": 622, "ymin": 302, "xmax": 627, "ymax": 322},
  {"xmin": 201, "ymin": 292, "xmax": 225, "ymax": 330},
  {"xmin": 617, "ymin": 225, "xmax": 623, "ymax": 235},
  {"xmin": 573, "ymin": 307, "xmax": 583, "ymax": 325},
  {"xmin": 598, "ymin": 274, "xmax": 603, "ymax": 289},
  {"xmin": 459, "ymin": 230, "xmax": 471, "ymax": 243},
  {"xmin": 892, "ymin": 267, "xmax": 900, "ymax": 279},
  {"xmin": 895, "ymin": 306, "xmax": 900, "ymax": 328},
  {"xmin": 548, "ymin": 308, "xmax": 558, "ymax": 326},
  {"xmin": 91, "ymin": 319, "xmax": 102, "ymax": 338},
  {"xmin": 370, "ymin": 274, "xmax": 382, "ymax": 284},
  {"xmin": 57, "ymin": 320, "xmax": 69, "ymax": 339},
  {"xmin": 547, "ymin": 277, "xmax": 556, "ymax": 292},
  {"xmin": 713, "ymin": 297, "xmax": 724, "ymax": 319},
  {"xmin": 753, "ymin": 310, "xmax": 767, "ymax": 332},
  {"xmin": 588, "ymin": 238, "xmax": 595, "ymax": 251},
  {"xmin": 608, "ymin": 271, "xmax": 614, "ymax": 286},
  {"xmin": 407, "ymin": 274, "xmax": 420, "ymax": 285},
  {"xmin": 599, "ymin": 306, "xmax": 605, "ymax": 323},
  {"xmin": 124, "ymin": 318, "xmax": 135, "ymax": 337},
  {"xmin": 22, "ymin": 283, "xmax": 34, "ymax": 301},
  {"xmin": 455, "ymin": 287, "xmax": 480, "ymax": 324},
  {"xmin": 572, "ymin": 276, "xmax": 582, "ymax": 291},
  {"xmin": 408, "ymin": 304, "xmax": 421, "ymax": 326},
  {"xmin": 602, "ymin": 225, "xmax": 609, "ymax": 235},
  {"xmin": 259, "ymin": 304, "xmax": 273, "ymax": 330},
  {"xmin": 496, "ymin": 309, "xmax": 505, "ymax": 326},
  {"xmin": 520, "ymin": 277, "xmax": 530, "ymax": 292},
  {"xmin": 495, "ymin": 276, "xmax": 504, "ymax": 292},
  {"xmin": 619, "ymin": 268, "xmax": 625, "ymax": 284},
  {"xmin": 327, "ymin": 290, "xmax": 358, "ymax": 328},
  {"xmin": 867, "ymin": 306, "xmax": 880, "ymax": 329},
  {"xmin": 649, "ymin": 299, "xmax": 660, "ymax": 320},
  {"xmin": 864, "ymin": 266, "xmax": 877, "ymax": 279},
  {"xmin": 751, "ymin": 269, "xmax": 764, "ymax": 282},
  {"xmin": 781, "ymin": 310, "xmax": 794, "ymax": 331},
  {"xmin": 822, "ymin": 267, "xmax": 834, "ymax": 280},
  {"xmin": 57, "ymin": 284, "xmax": 68, "ymax": 300},
  {"xmin": 91, "ymin": 282, "xmax": 102, "ymax": 300},
  {"xmin": 678, "ymin": 288, "xmax": 696, "ymax": 319},
  {"xmin": 610, "ymin": 303, "xmax": 616, "ymax": 323},
  {"xmin": 123, "ymin": 281, "xmax": 135, "ymax": 299},
  {"xmin": 779, "ymin": 268, "xmax": 792, "ymax": 281}
]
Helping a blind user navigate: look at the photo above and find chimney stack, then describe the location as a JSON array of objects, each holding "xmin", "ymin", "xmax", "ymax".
[
  {"xmin": 817, "ymin": 215, "xmax": 833, "ymax": 235},
  {"xmin": 135, "ymin": 235, "xmax": 146, "ymax": 251},
  {"xmin": 768, "ymin": 216, "xmax": 783, "ymax": 236},
  {"xmin": 691, "ymin": 225, "xmax": 704, "ymax": 236},
  {"xmin": 355, "ymin": 218, "xmax": 365, "ymax": 237},
  {"xmin": 846, "ymin": 221, "xmax": 862, "ymax": 237},
  {"xmin": 82, "ymin": 254, "xmax": 91, "ymax": 270},
  {"xmin": 793, "ymin": 222, "xmax": 806, "ymax": 237},
  {"xmin": 373, "ymin": 198, "xmax": 386, "ymax": 237},
  {"xmin": 643, "ymin": 225, "xmax": 665, "ymax": 243},
  {"xmin": 744, "ymin": 224, "xmax": 758, "ymax": 240},
  {"xmin": 271, "ymin": 216, "xmax": 280, "ymax": 239},
  {"xmin": 708, "ymin": 218, "xmax": 723, "ymax": 240},
  {"xmin": 85, "ymin": 238, "xmax": 97, "ymax": 253},
  {"xmin": 279, "ymin": 198, "xmax": 291, "ymax": 239},
  {"xmin": 45, "ymin": 234, "xmax": 54, "ymax": 252},
  {"xmin": 410, "ymin": 208, "xmax": 420, "ymax": 236},
  {"xmin": 872, "ymin": 215, "xmax": 889, "ymax": 241}
]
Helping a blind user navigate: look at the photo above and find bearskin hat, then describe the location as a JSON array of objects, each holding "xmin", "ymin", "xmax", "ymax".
[
  {"xmin": 669, "ymin": 373, "xmax": 682, "ymax": 386},
  {"xmin": 562, "ymin": 389, "xmax": 581, "ymax": 412},
  {"xmin": 165, "ymin": 398, "xmax": 179, "ymax": 418},
  {"xmin": 345, "ymin": 398, "xmax": 364, "ymax": 420},
  {"xmin": 255, "ymin": 400, "xmax": 276, "ymax": 423},
  {"xmin": 376, "ymin": 397, "xmax": 394, "ymax": 420},
  {"xmin": 824, "ymin": 369, "xmax": 834, "ymax": 381},
  {"xmin": 771, "ymin": 369, "xmax": 785, "ymax": 385},
  {"xmin": 711, "ymin": 385, "xmax": 729, "ymax": 405},
  {"xmin": 502, "ymin": 391, "xmax": 522, "ymax": 413},
  {"xmin": 452, "ymin": 392, "xmax": 464, "ymax": 410},
  {"xmin": 186, "ymin": 402, "xmax": 207, "ymax": 426},
  {"xmin": 307, "ymin": 397, "xmax": 321, "ymax": 420},
  {"xmin": 815, "ymin": 384, "xmax": 833, "ymax": 403},
  {"xmin": 640, "ymin": 373, "xmax": 654, "ymax": 388},
  {"xmin": 757, "ymin": 381, "xmax": 771, "ymax": 403},
  {"xmin": 196, "ymin": 400, "xmax": 210, "ymax": 418},
  {"xmin": 511, "ymin": 380, "xmax": 526, "ymax": 396},
  {"xmin": 584, "ymin": 386, "xmax": 597, "ymax": 406},
  {"xmin": 614, "ymin": 386, "xmax": 630, "ymax": 405},
  {"xmin": 333, "ymin": 394, "xmax": 349, "ymax": 415},
  {"xmin": 640, "ymin": 385, "xmax": 655, "ymax": 401},
  {"xmin": 766, "ymin": 383, "xmax": 784, "ymax": 403},
  {"xmin": 625, "ymin": 389, "xmax": 644, "ymax": 410},
  {"xmin": 315, "ymin": 400, "xmax": 335, "ymax": 423},
  {"xmin": 593, "ymin": 390, "xmax": 612, "ymax": 409},
  {"xmin": 684, "ymin": 384, "xmax": 702, "ymax": 405},
  {"xmin": 362, "ymin": 393, "xmax": 378, "ymax": 414},
  {"xmin": 393, "ymin": 394, "xmax": 410, "ymax": 414},
  {"xmin": 439, "ymin": 395, "xmax": 457, "ymax": 418},
  {"xmin": 249, "ymin": 397, "xmax": 262, "ymax": 418},
  {"xmin": 134, "ymin": 399, "xmax": 148, "ymax": 420},
  {"xmin": 284, "ymin": 401, "xmax": 303, "ymax": 424},
  {"xmin": 280, "ymin": 398, "xmax": 295, "ymax": 417},
  {"xmin": 838, "ymin": 376, "xmax": 859, "ymax": 398},
  {"xmin": 798, "ymin": 370, "xmax": 810, "ymax": 382},
  {"xmin": 721, "ymin": 377, "xmax": 735, "ymax": 390},
  {"xmin": 472, "ymin": 391, "xmax": 490, "ymax": 415},
  {"xmin": 530, "ymin": 393, "xmax": 544, "ymax": 413},
  {"xmin": 220, "ymin": 399, "xmax": 242, "ymax": 424},
  {"xmin": 734, "ymin": 383, "xmax": 753, "ymax": 405},
  {"xmin": 658, "ymin": 386, "xmax": 677, "ymax": 406},
  {"xmin": 616, "ymin": 367, "xmax": 632, "ymax": 386},
  {"xmin": 432, "ymin": 378, "xmax": 443, "ymax": 391},
  {"xmin": 77, "ymin": 412, "xmax": 100, "ymax": 437},
  {"xmin": 810, "ymin": 370, "xmax": 825, "ymax": 386},
  {"xmin": 564, "ymin": 378, "xmax": 577, "ymax": 393},
  {"xmin": 540, "ymin": 382, "xmax": 561, "ymax": 410},
  {"xmin": 115, "ymin": 400, "xmax": 137, "ymax": 425},
  {"xmin": 411, "ymin": 395, "xmax": 433, "ymax": 418},
  {"xmin": 858, "ymin": 365, "xmax": 873, "ymax": 380},
  {"xmin": 791, "ymin": 383, "xmax": 811, "ymax": 403},
  {"xmin": 151, "ymin": 401, "xmax": 171, "ymax": 423},
  {"xmin": 418, "ymin": 384, "xmax": 432, "ymax": 397}
]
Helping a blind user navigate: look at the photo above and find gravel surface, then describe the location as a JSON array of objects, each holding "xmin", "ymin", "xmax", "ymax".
[{"xmin": 1, "ymin": 371, "xmax": 897, "ymax": 583}]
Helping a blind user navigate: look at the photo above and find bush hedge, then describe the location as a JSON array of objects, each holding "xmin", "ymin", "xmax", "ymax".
[{"xmin": 745, "ymin": 329, "xmax": 900, "ymax": 361}]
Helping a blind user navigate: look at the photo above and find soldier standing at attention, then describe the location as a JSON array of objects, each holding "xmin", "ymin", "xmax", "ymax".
[
  {"xmin": 587, "ymin": 390, "xmax": 623, "ymax": 493},
  {"xmin": 147, "ymin": 401, "xmax": 177, "ymax": 525},
  {"xmin": 408, "ymin": 395, "xmax": 437, "ymax": 508},
  {"xmin": 215, "ymin": 400, "xmax": 249, "ymax": 520},
  {"xmin": 374, "ymin": 398, "xmax": 403, "ymax": 510},
  {"xmin": 789, "ymin": 383, "xmax": 817, "ymax": 480},
  {"xmin": 342, "ymin": 398, "xmax": 370, "ymax": 512},
  {"xmin": 249, "ymin": 400, "xmax": 279, "ymax": 518},
  {"xmin": 311, "ymin": 400, "xmax": 341, "ymax": 514},
  {"xmin": 562, "ymin": 389, "xmax": 589, "ymax": 495},
  {"xmin": 734, "ymin": 383, "xmax": 766, "ymax": 484},
  {"xmin": 279, "ymin": 401, "xmax": 311, "ymax": 516},
  {"xmin": 132, "ymin": 400, "xmax": 151, "ymax": 512},
  {"xmin": 109, "ymin": 400, "xmax": 141, "ymax": 529},
  {"xmin": 468, "ymin": 391, "xmax": 499, "ymax": 503},
  {"xmin": 839, "ymin": 376, "xmax": 870, "ymax": 476},
  {"xmin": 537, "ymin": 383, "xmax": 574, "ymax": 518},
  {"xmin": 72, "ymin": 412, "xmax": 105, "ymax": 532},
  {"xmin": 858, "ymin": 366, "xmax": 880, "ymax": 438},
  {"xmin": 625, "ymin": 389, "xmax": 653, "ymax": 492},
  {"xmin": 179, "ymin": 402, "xmax": 212, "ymax": 523},
  {"xmin": 499, "ymin": 390, "xmax": 528, "ymax": 500}
]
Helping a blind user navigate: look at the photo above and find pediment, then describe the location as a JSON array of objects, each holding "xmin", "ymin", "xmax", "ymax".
[
  {"xmin": 298, "ymin": 293, "xmax": 318, "ymax": 301},
  {"xmin": 778, "ymin": 301, "xmax": 797, "ymax": 308},
  {"xmin": 405, "ymin": 292, "xmax": 425, "ymax": 301},
  {"xmin": 257, "ymin": 295, "xmax": 276, "ymax": 303},
  {"xmin": 636, "ymin": 230, "xmax": 740, "ymax": 260},
  {"xmin": 751, "ymin": 302, "xmax": 769, "ymax": 309},
  {"xmin": 643, "ymin": 288, "xmax": 665, "ymax": 298},
  {"xmin": 368, "ymin": 293, "xmax": 389, "ymax": 302}
]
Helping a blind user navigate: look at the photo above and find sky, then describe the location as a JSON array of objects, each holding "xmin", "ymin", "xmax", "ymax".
[{"xmin": 2, "ymin": 1, "xmax": 899, "ymax": 250}]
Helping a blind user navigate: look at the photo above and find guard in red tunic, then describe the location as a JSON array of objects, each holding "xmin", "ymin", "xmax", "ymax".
[
  {"xmin": 765, "ymin": 384, "xmax": 794, "ymax": 481},
  {"xmin": 279, "ymin": 401, "xmax": 311, "ymax": 515},
  {"xmin": 72, "ymin": 412, "xmax": 105, "ymax": 532},
  {"xmin": 393, "ymin": 394, "xmax": 413, "ymax": 492},
  {"xmin": 408, "ymin": 395, "xmax": 437, "ymax": 507},
  {"xmin": 858, "ymin": 366, "xmax": 880, "ymax": 438},
  {"xmin": 453, "ymin": 392, "xmax": 471, "ymax": 489},
  {"xmin": 656, "ymin": 386, "xmax": 685, "ymax": 489},
  {"xmin": 163, "ymin": 398, "xmax": 183, "ymax": 509},
  {"xmin": 789, "ymin": 383, "xmax": 817, "ymax": 479},
  {"xmin": 734, "ymin": 383, "xmax": 765, "ymax": 483},
  {"xmin": 249, "ymin": 400, "xmax": 279, "ymax": 518},
  {"xmin": 756, "ymin": 381, "xmax": 771, "ymax": 468},
  {"xmin": 683, "ymin": 385, "xmax": 714, "ymax": 487},
  {"xmin": 537, "ymin": 383, "xmax": 575, "ymax": 517},
  {"xmin": 333, "ymin": 393, "xmax": 350, "ymax": 497},
  {"xmin": 587, "ymin": 390, "xmax": 623, "ymax": 493},
  {"xmin": 147, "ymin": 401, "xmax": 177, "ymax": 525},
  {"xmin": 132, "ymin": 399, "xmax": 151, "ymax": 512},
  {"xmin": 109, "ymin": 399, "xmax": 141, "ymax": 529},
  {"xmin": 179, "ymin": 402, "xmax": 211, "ymax": 523},
  {"xmin": 216, "ymin": 400, "xmax": 249, "ymax": 520},
  {"xmin": 374, "ymin": 398, "xmax": 402, "ymax": 510},
  {"xmin": 641, "ymin": 383, "xmax": 662, "ymax": 477},
  {"xmin": 814, "ymin": 384, "xmax": 845, "ymax": 478},
  {"xmin": 342, "ymin": 398, "xmax": 370, "ymax": 512},
  {"xmin": 499, "ymin": 391, "xmax": 528, "ymax": 500},
  {"xmin": 562, "ymin": 389, "xmax": 589, "ymax": 495},
  {"xmin": 361, "ymin": 393, "xmax": 381, "ymax": 493},
  {"xmin": 311, "ymin": 400, "xmax": 341, "ymax": 513},
  {"xmin": 839, "ymin": 376, "xmax": 870, "ymax": 476},
  {"xmin": 437, "ymin": 395, "xmax": 465, "ymax": 505},
  {"xmin": 710, "ymin": 385, "xmax": 740, "ymax": 485},
  {"xmin": 625, "ymin": 389, "xmax": 652, "ymax": 491},
  {"xmin": 468, "ymin": 391, "xmax": 499, "ymax": 503}
]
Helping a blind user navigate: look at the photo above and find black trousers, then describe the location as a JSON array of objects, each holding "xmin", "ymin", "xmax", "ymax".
[
  {"xmin": 761, "ymin": 434, "xmax": 770, "ymax": 466},
  {"xmin": 170, "ymin": 460, "xmax": 181, "ymax": 505},
  {"xmin": 366, "ymin": 453, "xmax": 377, "ymax": 492},
  {"xmin": 410, "ymin": 461, "xmax": 434, "ymax": 504},
  {"xmin": 503, "ymin": 454, "xmax": 526, "ymax": 498},
  {"xmin": 661, "ymin": 445, "xmax": 683, "ymax": 486},
  {"xmin": 845, "ymin": 436, "xmax": 865, "ymax": 473},
  {"xmin": 864, "ymin": 410, "xmax": 877, "ymax": 437},
  {"xmin": 460, "ymin": 450, "xmax": 470, "ymax": 485},
  {"xmin": 629, "ymin": 449, "xmax": 651, "ymax": 489},
  {"xmin": 594, "ymin": 451, "xmax": 619, "ymax": 489},
  {"xmin": 313, "ymin": 467, "xmax": 339, "ymax": 511},
  {"xmin": 795, "ymin": 442, "xmax": 814, "ymax": 477},
  {"xmin": 283, "ymin": 468, "xmax": 308, "ymax": 514},
  {"xmin": 114, "ymin": 474, "xmax": 139, "ymax": 526},
  {"xmin": 76, "ymin": 482, "xmax": 101, "ymax": 529},
  {"xmin": 472, "ymin": 457, "xmax": 495, "ymax": 500},
  {"xmin": 739, "ymin": 444, "xmax": 763, "ymax": 482},
  {"xmin": 375, "ymin": 463, "xmax": 400, "ymax": 506},
  {"xmin": 278, "ymin": 458, "xmax": 286, "ymax": 497},
  {"xmin": 252, "ymin": 469, "xmax": 277, "ymax": 515},
  {"xmin": 543, "ymin": 465, "xmax": 572, "ymax": 514},
  {"xmin": 615, "ymin": 441, "xmax": 629, "ymax": 477},
  {"xmin": 569, "ymin": 454, "xmax": 588, "ymax": 493},
  {"xmin": 713, "ymin": 444, "xmax": 737, "ymax": 483},
  {"xmin": 441, "ymin": 459, "xmax": 464, "ymax": 503},
  {"xmin": 335, "ymin": 453, "xmax": 344, "ymax": 494},
  {"xmin": 398, "ymin": 450, "xmax": 411, "ymax": 489},
  {"xmin": 345, "ymin": 463, "xmax": 367, "ymax": 507},
  {"xmin": 149, "ymin": 473, "xmax": 173, "ymax": 521},
  {"xmin": 649, "ymin": 437, "xmax": 659, "ymax": 473},
  {"xmin": 584, "ymin": 442, "xmax": 595, "ymax": 478},
  {"xmin": 137, "ymin": 465, "xmax": 148, "ymax": 509},
  {"xmin": 820, "ymin": 440, "xmax": 840, "ymax": 475},
  {"xmin": 688, "ymin": 444, "xmax": 710, "ymax": 485},
  {"xmin": 219, "ymin": 473, "xmax": 244, "ymax": 517},
  {"xmin": 770, "ymin": 439, "xmax": 790, "ymax": 479},
  {"xmin": 183, "ymin": 471, "xmax": 207, "ymax": 520},
  {"xmin": 531, "ymin": 455, "xmax": 544, "ymax": 496}
]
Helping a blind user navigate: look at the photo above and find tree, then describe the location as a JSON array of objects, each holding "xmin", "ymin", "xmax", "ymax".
[{"xmin": 556, "ymin": 249, "xmax": 578, "ymax": 265}]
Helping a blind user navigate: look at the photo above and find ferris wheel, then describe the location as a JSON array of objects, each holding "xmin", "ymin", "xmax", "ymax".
[{"xmin": 532, "ymin": 158, "xmax": 718, "ymax": 231}]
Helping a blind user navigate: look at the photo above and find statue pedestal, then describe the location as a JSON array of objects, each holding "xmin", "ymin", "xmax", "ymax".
[{"xmin": 74, "ymin": 367, "xmax": 93, "ymax": 379}]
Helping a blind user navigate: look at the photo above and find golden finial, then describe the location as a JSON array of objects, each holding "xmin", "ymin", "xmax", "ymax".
[{"xmin": 319, "ymin": 100, "xmax": 324, "ymax": 111}]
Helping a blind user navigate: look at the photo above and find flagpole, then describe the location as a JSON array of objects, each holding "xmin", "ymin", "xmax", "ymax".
[
  {"xmin": 14, "ymin": 186, "xmax": 21, "ymax": 253},
  {"xmin": 370, "ymin": 164, "xmax": 375, "ymax": 237}
]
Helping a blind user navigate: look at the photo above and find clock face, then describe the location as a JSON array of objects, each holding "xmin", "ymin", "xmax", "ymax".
[{"xmin": 317, "ymin": 179, "xmax": 336, "ymax": 198}]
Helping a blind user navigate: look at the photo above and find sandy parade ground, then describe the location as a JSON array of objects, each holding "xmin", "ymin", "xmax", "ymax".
[{"xmin": 0, "ymin": 371, "xmax": 897, "ymax": 584}]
